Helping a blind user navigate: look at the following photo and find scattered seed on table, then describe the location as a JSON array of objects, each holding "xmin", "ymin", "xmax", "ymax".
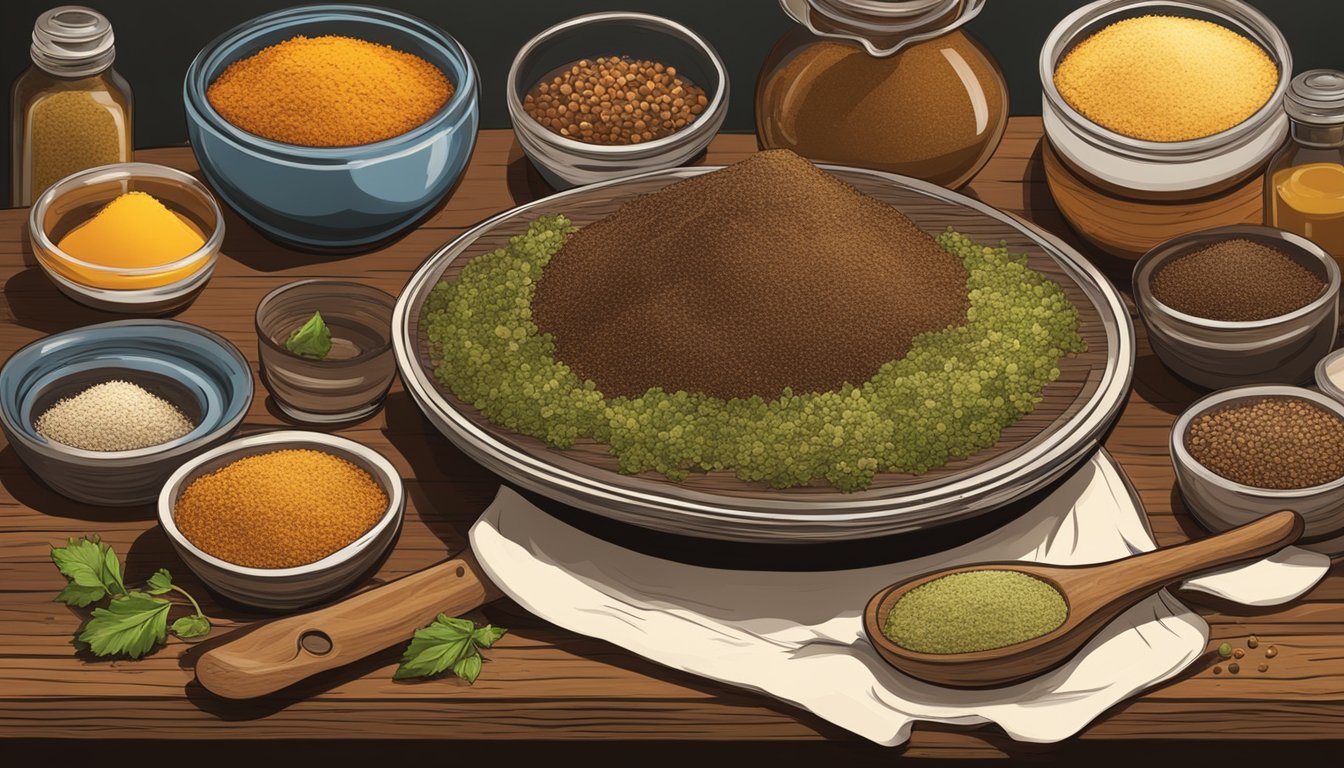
[
  {"xmin": 1258, "ymin": 664, "xmax": 1269, "ymax": 673},
  {"xmin": 1248, "ymin": 635, "xmax": 1259, "ymax": 649},
  {"xmin": 1217, "ymin": 642, "xmax": 1233, "ymax": 658},
  {"xmin": 1233, "ymin": 648, "xmax": 1245, "ymax": 659},
  {"xmin": 1266, "ymin": 645, "xmax": 1279, "ymax": 658},
  {"xmin": 1228, "ymin": 663, "xmax": 1240, "ymax": 674},
  {"xmin": 1212, "ymin": 665, "xmax": 1222, "ymax": 674}
]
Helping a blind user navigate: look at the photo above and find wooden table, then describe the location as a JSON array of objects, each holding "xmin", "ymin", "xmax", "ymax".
[{"xmin": 2, "ymin": 120, "xmax": 1341, "ymax": 762}]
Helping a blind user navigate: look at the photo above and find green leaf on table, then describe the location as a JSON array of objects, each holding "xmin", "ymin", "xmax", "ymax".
[
  {"xmin": 51, "ymin": 536, "xmax": 125, "ymax": 606},
  {"xmin": 471, "ymin": 625, "xmax": 507, "ymax": 648},
  {"xmin": 77, "ymin": 592, "xmax": 170, "ymax": 658},
  {"xmin": 170, "ymin": 614, "xmax": 212, "ymax": 640},
  {"xmin": 146, "ymin": 568, "xmax": 174, "ymax": 595},
  {"xmin": 285, "ymin": 310, "xmax": 332, "ymax": 360},
  {"xmin": 451, "ymin": 653, "xmax": 482, "ymax": 684},
  {"xmin": 393, "ymin": 614, "xmax": 507, "ymax": 683}
]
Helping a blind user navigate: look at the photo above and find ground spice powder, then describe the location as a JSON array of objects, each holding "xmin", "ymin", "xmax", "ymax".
[
  {"xmin": 1054, "ymin": 15, "xmax": 1277, "ymax": 142},
  {"xmin": 530, "ymin": 150, "xmax": 969, "ymax": 400},
  {"xmin": 174, "ymin": 449, "xmax": 388, "ymax": 568},
  {"xmin": 1150, "ymin": 238, "xmax": 1325, "ymax": 321},
  {"xmin": 207, "ymin": 35, "xmax": 453, "ymax": 147},
  {"xmin": 883, "ymin": 570, "xmax": 1069, "ymax": 654}
]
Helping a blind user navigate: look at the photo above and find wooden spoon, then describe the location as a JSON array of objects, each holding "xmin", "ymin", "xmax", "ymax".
[{"xmin": 863, "ymin": 510, "xmax": 1304, "ymax": 689}]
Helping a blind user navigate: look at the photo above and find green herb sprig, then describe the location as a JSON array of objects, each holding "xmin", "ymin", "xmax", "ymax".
[
  {"xmin": 286, "ymin": 310, "xmax": 332, "ymax": 360},
  {"xmin": 52, "ymin": 536, "xmax": 212, "ymax": 658},
  {"xmin": 394, "ymin": 614, "xmax": 507, "ymax": 683}
]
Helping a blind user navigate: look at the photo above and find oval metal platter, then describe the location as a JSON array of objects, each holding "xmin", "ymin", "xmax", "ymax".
[{"xmin": 393, "ymin": 163, "xmax": 1134, "ymax": 543}]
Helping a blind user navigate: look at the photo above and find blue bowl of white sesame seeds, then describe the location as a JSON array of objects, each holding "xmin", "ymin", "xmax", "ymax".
[{"xmin": 0, "ymin": 319, "xmax": 253, "ymax": 506}]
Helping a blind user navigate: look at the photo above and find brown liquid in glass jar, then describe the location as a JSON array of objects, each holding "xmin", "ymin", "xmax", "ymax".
[{"xmin": 756, "ymin": 27, "xmax": 1006, "ymax": 188}]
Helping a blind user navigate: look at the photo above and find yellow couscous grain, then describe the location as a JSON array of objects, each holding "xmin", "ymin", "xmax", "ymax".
[
  {"xmin": 174, "ymin": 449, "xmax": 388, "ymax": 568},
  {"xmin": 1054, "ymin": 15, "xmax": 1277, "ymax": 142}
]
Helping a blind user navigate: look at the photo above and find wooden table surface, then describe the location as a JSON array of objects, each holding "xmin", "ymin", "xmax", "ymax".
[{"xmin": 2, "ymin": 120, "xmax": 1342, "ymax": 761}]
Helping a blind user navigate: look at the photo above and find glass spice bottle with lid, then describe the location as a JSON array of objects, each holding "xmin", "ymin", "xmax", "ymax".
[
  {"xmin": 10, "ymin": 6, "xmax": 132, "ymax": 206},
  {"xmin": 1266, "ymin": 70, "xmax": 1344, "ymax": 268},
  {"xmin": 755, "ymin": 0, "xmax": 1006, "ymax": 188}
]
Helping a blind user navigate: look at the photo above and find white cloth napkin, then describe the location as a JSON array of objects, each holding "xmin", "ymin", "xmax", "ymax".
[{"xmin": 469, "ymin": 453, "xmax": 1329, "ymax": 746}]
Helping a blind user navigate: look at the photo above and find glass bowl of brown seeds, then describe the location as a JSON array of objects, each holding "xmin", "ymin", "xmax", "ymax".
[{"xmin": 506, "ymin": 11, "xmax": 728, "ymax": 189}]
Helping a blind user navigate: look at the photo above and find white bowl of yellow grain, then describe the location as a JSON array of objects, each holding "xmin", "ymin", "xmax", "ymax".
[{"xmin": 158, "ymin": 430, "xmax": 405, "ymax": 611}]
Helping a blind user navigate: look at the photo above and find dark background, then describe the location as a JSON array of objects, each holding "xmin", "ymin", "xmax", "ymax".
[{"xmin": 1, "ymin": 0, "xmax": 1338, "ymax": 206}]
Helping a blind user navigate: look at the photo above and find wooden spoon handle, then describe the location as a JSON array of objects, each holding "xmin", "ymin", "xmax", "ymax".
[
  {"xmin": 1104, "ymin": 510, "xmax": 1304, "ymax": 596},
  {"xmin": 196, "ymin": 551, "xmax": 504, "ymax": 700}
]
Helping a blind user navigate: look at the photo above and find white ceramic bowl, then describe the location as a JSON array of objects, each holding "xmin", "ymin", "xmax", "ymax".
[
  {"xmin": 1134, "ymin": 225, "xmax": 1340, "ymax": 390},
  {"xmin": 158, "ymin": 430, "xmax": 405, "ymax": 611},
  {"xmin": 1172, "ymin": 385, "xmax": 1344, "ymax": 544},
  {"xmin": 507, "ymin": 12, "xmax": 728, "ymax": 189}
]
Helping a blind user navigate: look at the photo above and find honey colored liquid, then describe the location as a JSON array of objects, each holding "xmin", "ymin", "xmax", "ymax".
[{"xmin": 1271, "ymin": 162, "xmax": 1344, "ymax": 264}]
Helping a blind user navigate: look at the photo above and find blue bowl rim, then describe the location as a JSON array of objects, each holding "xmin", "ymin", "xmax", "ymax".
[
  {"xmin": 183, "ymin": 3, "xmax": 479, "ymax": 161},
  {"xmin": 0, "ymin": 319, "xmax": 255, "ymax": 463}
]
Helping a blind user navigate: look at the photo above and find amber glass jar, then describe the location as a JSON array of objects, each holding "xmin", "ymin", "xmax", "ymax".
[
  {"xmin": 755, "ymin": 0, "xmax": 1006, "ymax": 188},
  {"xmin": 1266, "ymin": 70, "xmax": 1344, "ymax": 269},
  {"xmin": 10, "ymin": 6, "xmax": 132, "ymax": 206}
]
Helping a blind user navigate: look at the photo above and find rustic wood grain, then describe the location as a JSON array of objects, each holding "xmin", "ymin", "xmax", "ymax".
[
  {"xmin": 1042, "ymin": 138, "xmax": 1266, "ymax": 261},
  {"xmin": 0, "ymin": 122, "xmax": 1341, "ymax": 758}
]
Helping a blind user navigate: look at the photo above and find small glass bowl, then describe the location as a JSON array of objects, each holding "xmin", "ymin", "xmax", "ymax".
[
  {"xmin": 256, "ymin": 280, "xmax": 397, "ymax": 424},
  {"xmin": 29, "ymin": 162, "xmax": 224, "ymax": 314},
  {"xmin": 507, "ymin": 12, "xmax": 729, "ymax": 189},
  {"xmin": 1133, "ymin": 225, "xmax": 1340, "ymax": 390}
]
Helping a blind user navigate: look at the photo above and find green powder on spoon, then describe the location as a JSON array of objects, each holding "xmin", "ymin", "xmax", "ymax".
[{"xmin": 883, "ymin": 570, "xmax": 1068, "ymax": 655}]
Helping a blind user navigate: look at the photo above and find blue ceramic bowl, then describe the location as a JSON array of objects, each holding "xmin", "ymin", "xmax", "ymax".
[
  {"xmin": 184, "ymin": 4, "xmax": 479, "ymax": 251},
  {"xmin": 0, "ymin": 320, "xmax": 254, "ymax": 506}
]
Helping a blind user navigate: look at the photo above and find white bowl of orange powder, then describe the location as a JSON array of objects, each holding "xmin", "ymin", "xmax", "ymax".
[
  {"xmin": 158, "ymin": 430, "xmax": 405, "ymax": 611},
  {"xmin": 29, "ymin": 162, "xmax": 224, "ymax": 314}
]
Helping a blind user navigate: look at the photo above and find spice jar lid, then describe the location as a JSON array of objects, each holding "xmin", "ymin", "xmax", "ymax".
[
  {"xmin": 781, "ymin": 0, "xmax": 983, "ymax": 57},
  {"xmin": 30, "ymin": 5, "xmax": 115, "ymax": 78},
  {"xmin": 1286, "ymin": 69, "xmax": 1344, "ymax": 127}
]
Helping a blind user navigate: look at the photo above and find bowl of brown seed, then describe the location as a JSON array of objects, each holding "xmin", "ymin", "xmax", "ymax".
[
  {"xmin": 1172, "ymin": 385, "xmax": 1344, "ymax": 547},
  {"xmin": 506, "ymin": 11, "xmax": 728, "ymax": 189},
  {"xmin": 1133, "ymin": 225, "xmax": 1340, "ymax": 390}
]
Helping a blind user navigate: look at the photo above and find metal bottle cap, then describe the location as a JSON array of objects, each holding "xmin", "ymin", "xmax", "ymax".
[
  {"xmin": 30, "ymin": 6, "xmax": 115, "ymax": 78},
  {"xmin": 1286, "ymin": 69, "xmax": 1344, "ymax": 126}
]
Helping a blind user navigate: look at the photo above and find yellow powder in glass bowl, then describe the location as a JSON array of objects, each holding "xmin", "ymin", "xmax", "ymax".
[{"xmin": 1054, "ymin": 15, "xmax": 1278, "ymax": 142}]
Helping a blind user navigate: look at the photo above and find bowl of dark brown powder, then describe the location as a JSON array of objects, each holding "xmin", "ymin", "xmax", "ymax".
[
  {"xmin": 394, "ymin": 151, "xmax": 1132, "ymax": 542},
  {"xmin": 1134, "ymin": 225, "xmax": 1340, "ymax": 390}
]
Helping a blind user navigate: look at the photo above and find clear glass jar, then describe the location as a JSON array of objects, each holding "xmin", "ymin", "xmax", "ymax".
[
  {"xmin": 10, "ymin": 6, "xmax": 132, "ymax": 206},
  {"xmin": 755, "ymin": 0, "xmax": 1006, "ymax": 188},
  {"xmin": 1266, "ymin": 70, "xmax": 1344, "ymax": 268}
]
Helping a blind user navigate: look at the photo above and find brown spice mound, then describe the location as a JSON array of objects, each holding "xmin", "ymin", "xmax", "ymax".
[
  {"xmin": 1186, "ymin": 397, "xmax": 1344, "ymax": 489},
  {"xmin": 1150, "ymin": 239, "xmax": 1326, "ymax": 322},
  {"xmin": 531, "ymin": 150, "xmax": 969, "ymax": 400}
]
